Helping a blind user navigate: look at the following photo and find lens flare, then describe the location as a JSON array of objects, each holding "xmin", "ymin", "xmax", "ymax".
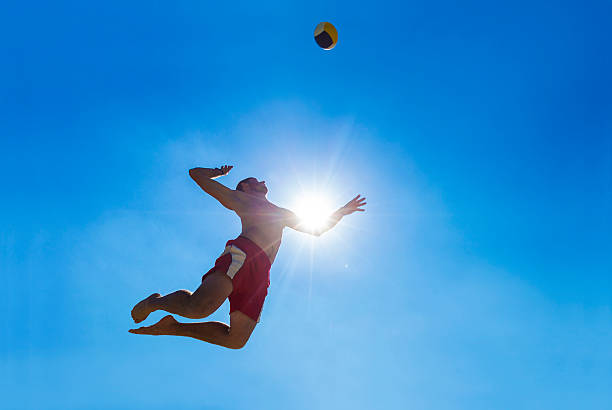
[{"xmin": 293, "ymin": 193, "xmax": 334, "ymax": 231}]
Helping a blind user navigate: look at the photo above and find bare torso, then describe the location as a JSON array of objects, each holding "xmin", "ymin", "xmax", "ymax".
[{"xmin": 237, "ymin": 198, "xmax": 285, "ymax": 263}]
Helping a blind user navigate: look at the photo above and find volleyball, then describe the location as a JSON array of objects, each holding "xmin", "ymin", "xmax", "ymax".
[{"xmin": 314, "ymin": 22, "xmax": 338, "ymax": 50}]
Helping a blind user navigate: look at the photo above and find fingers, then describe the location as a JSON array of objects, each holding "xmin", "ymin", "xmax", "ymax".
[
  {"xmin": 345, "ymin": 194, "xmax": 365, "ymax": 207},
  {"xmin": 351, "ymin": 195, "xmax": 366, "ymax": 206},
  {"xmin": 341, "ymin": 194, "xmax": 366, "ymax": 215},
  {"xmin": 344, "ymin": 208, "xmax": 365, "ymax": 216},
  {"xmin": 219, "ymin": 165, "xmax": 233, "ymax": 175}
]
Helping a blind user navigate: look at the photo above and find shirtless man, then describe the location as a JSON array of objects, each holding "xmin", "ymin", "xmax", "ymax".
[{"xmin": 129, "ymin": 165, "xmax": 366, "ymax": 349}]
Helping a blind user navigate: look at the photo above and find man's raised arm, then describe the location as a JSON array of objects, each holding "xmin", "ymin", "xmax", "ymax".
[
  {"xmin": 283, "ymin": 195, "xmax": 367, "ymax": 236},
  {"xmin": 189, "ymin": 165, "xmax": 244, "ymax": 211}
]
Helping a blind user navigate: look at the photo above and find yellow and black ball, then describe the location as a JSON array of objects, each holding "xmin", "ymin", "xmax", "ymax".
[{"xmin": 314, "ymin": 22, "xmax": 338, "ymax": 50}]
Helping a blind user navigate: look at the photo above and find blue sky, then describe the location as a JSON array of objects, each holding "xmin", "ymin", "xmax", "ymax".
[{"xmin": 2, "ymin": 1, "xmax": 611, "ymax": 409}]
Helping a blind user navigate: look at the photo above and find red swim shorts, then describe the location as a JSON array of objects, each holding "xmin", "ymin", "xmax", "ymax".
[{"xmin": 202, "ymin": 236, "xmax": 271, "ymax": 322}]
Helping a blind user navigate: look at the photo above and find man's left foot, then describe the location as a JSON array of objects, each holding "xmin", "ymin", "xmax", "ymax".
[
  {"xmin": 129, "ymin": 315, "xmax": 179, "ymax": 335},
  {"xmin": 131, "ymin": 293, "xmax": 161, "ymax": 323}
]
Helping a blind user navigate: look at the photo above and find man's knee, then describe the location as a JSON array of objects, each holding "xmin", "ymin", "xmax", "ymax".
[
  {"xmin": 227, "ymin": 335, "xmax": 249, "ymax": 349},
  {"xmin": 227, "ymin": 328, "xmax": 252, "ymax": 349},
  {"xmin": 226, "ymin": 310, "xmax": 256, "ymax": 349}
]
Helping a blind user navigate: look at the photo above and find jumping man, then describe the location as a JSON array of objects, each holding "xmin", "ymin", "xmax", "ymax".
[{"xmin": 129, "ymin": 165, "xmax": 366, "ymax": 349}]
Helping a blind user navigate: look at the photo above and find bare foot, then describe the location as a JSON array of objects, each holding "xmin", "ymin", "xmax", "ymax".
[
  {"xmin": 129, "ymin": 315, "xmax": 179, "ymax": 335},
  {"xmin": 131, "ymin": 293, "xmax": 161, "ymax": 323}
]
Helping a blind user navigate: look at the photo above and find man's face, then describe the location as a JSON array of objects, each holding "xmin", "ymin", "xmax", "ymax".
[{"xmin": 243, "ymin": 178, "xmax": 268, "ymax": 195}]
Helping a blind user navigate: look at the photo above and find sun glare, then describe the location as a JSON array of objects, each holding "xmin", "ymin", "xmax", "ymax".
[{"xmin": 293, "ymin": 193, "xmax": 335, "ymax": 231}]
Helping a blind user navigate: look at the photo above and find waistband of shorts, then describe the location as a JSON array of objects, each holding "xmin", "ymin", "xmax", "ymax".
[{"xmin": 227, "ymin": 235, "xmax": 272, "ymax": 267}]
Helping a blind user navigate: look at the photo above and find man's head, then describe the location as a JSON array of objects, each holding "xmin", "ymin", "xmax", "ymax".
[{"xmin": 236, "ymin": 177, "xmax": 268, "ymax": 196}]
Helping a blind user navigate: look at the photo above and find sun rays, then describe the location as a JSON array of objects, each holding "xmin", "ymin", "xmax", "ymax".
[{"xmin": 292, "ymin": 192, "xmax": 335, "ymax": 232}]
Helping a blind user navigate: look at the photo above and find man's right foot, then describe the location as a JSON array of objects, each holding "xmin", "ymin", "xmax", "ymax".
[
  {"xmin": 129, "ymin": 315, "xmax": 179, "ymax": 335},
  {"xmin": 131, "ymin": 293, "xmax": 161, "ymax": 323}
]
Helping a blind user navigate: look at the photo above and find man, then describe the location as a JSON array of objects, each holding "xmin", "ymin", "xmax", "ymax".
[{"xmin": 129, "ymin": 165, "xmax": 366, "ymax": 349}]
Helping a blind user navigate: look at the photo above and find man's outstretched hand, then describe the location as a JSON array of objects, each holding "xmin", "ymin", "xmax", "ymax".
[
  {"xmin": 213, "ymin": 165, "xmax": 233, "ymax": 178},
  {"xmin": 339, "ymin": 195, "xmax": 367, "ymax": 216}
]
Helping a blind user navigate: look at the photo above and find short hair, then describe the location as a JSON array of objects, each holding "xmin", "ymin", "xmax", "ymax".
[{"xmin": 236, "ymin": 177, "xmax": 254, "ymax": 192}]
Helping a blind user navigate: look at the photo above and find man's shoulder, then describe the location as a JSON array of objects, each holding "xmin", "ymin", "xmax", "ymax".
[
  {"xmin": 244, "ymin": 200, "xmax": 290, "ymax": 218},
  {"xmin": 268, "ymin": 202, "xmax": 291, "ymax": 215},
  {"xmin": 234, "ymin": 196, "xmax": 280, "ymax": 212}
]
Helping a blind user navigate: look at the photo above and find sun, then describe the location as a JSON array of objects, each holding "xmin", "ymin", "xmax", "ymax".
[{"xmin": 293, "ymin": 192, "xmax": 335, "ymax": 231}]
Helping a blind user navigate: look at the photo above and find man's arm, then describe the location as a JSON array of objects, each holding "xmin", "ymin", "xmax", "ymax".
[
  {"xmin": 188, "ymin": 165, "xmax": 244, "ymax": 211},
  {"xmin": 283, "ymin": 195, "xmax": 367, "ymax": 236}
]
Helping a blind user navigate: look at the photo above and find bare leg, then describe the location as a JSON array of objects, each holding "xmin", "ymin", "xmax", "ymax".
[
  {"xmin": 129, "ymin": 311, "xmax": 257, "ymax": 349},
  {"xmin": 131, "ymin": 271, "xmax": 233, "ymax": 323}
]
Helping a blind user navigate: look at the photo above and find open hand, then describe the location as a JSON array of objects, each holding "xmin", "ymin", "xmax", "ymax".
[
  {"xmin": 339, "ymin": 194, "xmax": 367, "ymax": 216},
  {"xmin": 215, "ymin": 165, "xmax": 233, "ymax": 177}
]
